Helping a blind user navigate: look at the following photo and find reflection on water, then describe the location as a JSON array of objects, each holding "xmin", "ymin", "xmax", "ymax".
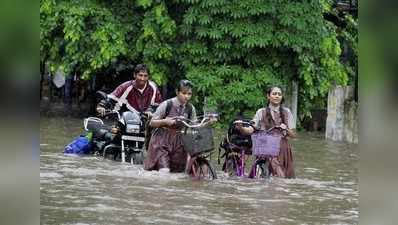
[{"xmin": 40, "ymin": 116, "xmax": 358, "ymax": 225}]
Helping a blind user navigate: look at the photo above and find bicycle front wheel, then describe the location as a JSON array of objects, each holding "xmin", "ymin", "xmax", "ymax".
[
  {"xmin": 254, "ymin": 158, "xmax": 270, "ymax": 179},
  {"xmin": 190, "ymin": 157, "xmax": 217, "ymax": 180},
  {"xmin": 130, "ymin": 151, "xmax": 144, "ymax": 164}
]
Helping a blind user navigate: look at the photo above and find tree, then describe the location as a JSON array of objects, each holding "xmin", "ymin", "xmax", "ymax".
[
  {"xmin": 174, "ymin": 0, "xmax": 348, "ymax": 123},
  {"xmin": 41, "ymin": 0, "xmax": 354, "ymax": 125}
]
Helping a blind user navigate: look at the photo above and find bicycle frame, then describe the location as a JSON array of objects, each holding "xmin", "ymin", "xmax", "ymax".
[{"xmin": 224, "ymin": 144, "xmax": 247, "ymax": 177}]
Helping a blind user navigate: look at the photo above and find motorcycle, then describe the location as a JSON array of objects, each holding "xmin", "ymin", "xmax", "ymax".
[{"xmin": 83, "ymin": 91, "xmax": 155, "ymax": 164}]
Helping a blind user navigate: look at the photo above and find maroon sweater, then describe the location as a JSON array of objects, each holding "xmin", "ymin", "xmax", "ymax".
[{"xmin": 108, "ymin": 80, "xmax": 162, "ymax": 113}]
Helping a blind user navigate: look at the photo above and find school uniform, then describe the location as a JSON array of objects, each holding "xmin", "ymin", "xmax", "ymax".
[
  {"xmin": 250, "ymin": 105, "xmax": 296, "ymax": 178},
  {"xmin": 144, "ymin": 97, "xmax": 197, "ymax": 172}
]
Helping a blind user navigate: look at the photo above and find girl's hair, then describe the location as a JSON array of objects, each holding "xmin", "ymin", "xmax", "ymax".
[
  {"xmin": 177, "ymin": 79, "xmax": 193, "ymax": 92},
  {"xmin": 134, "ymin": 64, "xmax": 150, "ymax": 75},
  {"xmin": 265, "ymin": 86, "xmax": 286, "ymax": 125},
  {"xmin": 265, "ymin": 86, "xmax": 283, "ymax": 97}
]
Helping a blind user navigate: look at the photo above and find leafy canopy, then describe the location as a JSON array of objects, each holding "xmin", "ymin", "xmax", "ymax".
[{"xmin": 41, "ymin": 0, "xmax": 355, "ymax": 124}]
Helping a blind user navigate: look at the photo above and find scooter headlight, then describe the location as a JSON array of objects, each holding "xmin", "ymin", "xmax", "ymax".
[{"xmin": 126, "ymin": 124, "xmax": 140, "ymax": 133}]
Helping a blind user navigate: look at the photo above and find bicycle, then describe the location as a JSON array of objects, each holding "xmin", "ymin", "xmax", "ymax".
[
  {"xmin": 171, "ymin": 113, "xmax": 219, "ymax": 180},
  {"xmin": 249, "ymin": 126, "xmax": 287, "ymax": 179},
  {"xmin": 219, "ymin": 120, "xmax": 253, "ymax": 177}
]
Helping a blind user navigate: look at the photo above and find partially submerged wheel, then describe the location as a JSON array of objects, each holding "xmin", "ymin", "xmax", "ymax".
[
  {"xmin": 254, "ymin": 159, "xmax": 270, "ymax": 179},
  {"xmin": 224, "ymin": 154, "xmax": 238, "ymax": 176},
  {"xmin": 190, "ymin": 157, "xmax": 217, "ymax": 180},
  {"xmin": 131, "ymin": 151, "xmax": 144, "ymax": 164},
  {"xmin": 102, "ymin": 144, "xmax": 121, "ymax": 161}
]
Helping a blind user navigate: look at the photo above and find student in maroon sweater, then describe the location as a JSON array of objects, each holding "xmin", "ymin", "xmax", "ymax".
[{"xmin": 96, "ymin": 64, "xmax": 162, "ymax": 115}]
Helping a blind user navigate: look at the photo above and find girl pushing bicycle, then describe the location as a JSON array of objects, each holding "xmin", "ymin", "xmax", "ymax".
[
  {"xmin": 144, "ymin": 80, "xmax": 217, "ymax": 174},
  {"xmin": 235, "ymin": 86, "xmax": 297, "ymax": 178}
]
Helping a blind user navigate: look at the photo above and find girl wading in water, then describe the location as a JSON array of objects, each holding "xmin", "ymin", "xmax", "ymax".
[
  {"xmin": 236, "ymin": 86, "xmax": 297, "ymax": 178},
  {"xmin": 144, "ymin": 80, "xmax": 196, "ymax": 173},
  {"xmin": 144, "ymin": 80, "xmax": 216, "ymax": 173}
]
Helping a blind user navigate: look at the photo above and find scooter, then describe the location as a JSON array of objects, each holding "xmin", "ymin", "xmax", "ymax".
[{"xmin": 83, "ymin": 91, "xmax": 154, "ymax": 164}]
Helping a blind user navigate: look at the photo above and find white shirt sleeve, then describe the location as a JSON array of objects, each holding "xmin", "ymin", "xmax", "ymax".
[
  {"xmin": 284, "ymin": 107, "xmax": 296, "ymax": 129},
  {"xmin": 252, "ymin": 108, "xmax": 264, "ymax": 130},
  {"xmin": 151, "ymin": 100, "xmax": 168, "ymax": 120}
]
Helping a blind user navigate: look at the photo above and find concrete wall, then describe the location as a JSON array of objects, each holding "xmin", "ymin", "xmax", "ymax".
[
  {"xmin": 283, "ymin": 80, "xmax": 298, "ymax": 128},
  {"xmin": 326, "ymin": 85, "xmax": 358, "ymax": 143}
]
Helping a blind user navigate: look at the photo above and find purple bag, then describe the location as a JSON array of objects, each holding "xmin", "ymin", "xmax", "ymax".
[{"xmin": 251, "ymin": 130, "xmax": 281, "ymax": 156}]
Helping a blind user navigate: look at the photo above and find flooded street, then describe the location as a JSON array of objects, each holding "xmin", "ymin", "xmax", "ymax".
[{"xmin": 40, "ymin": 116, "xmax": 358, "ymax": 225}]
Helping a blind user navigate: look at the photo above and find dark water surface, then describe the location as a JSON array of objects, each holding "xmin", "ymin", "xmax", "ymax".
[{"xmin": 40, "ymin": 116, "xmax": 358, "ymax": 225}]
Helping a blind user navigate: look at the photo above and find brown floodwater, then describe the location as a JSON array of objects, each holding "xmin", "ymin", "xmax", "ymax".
[{"xmin": 40, "ymin": 116, "xmax": 358, "ymax": 225}]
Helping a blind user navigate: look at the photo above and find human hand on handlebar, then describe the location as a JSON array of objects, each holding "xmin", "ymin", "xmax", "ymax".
[
  {"xmin": 163, "ymin": 118, "xmax": 176, "ymax": 126},
  {"xmin": 207, "ymin": 114, "xmax": 218, "ymax": 124},
  {"xmin": 233, "ymin": 120, "xmax": 255, "ymax": 135},
  {"xmin": 233, "ymin": 120, "xmax": 248, "ymax": 134},
  {"xmin": 234, "ymin": 120, "xmax": 244, "ymax": 128},
  {"xmin": 278, "ymin": 123, "xmax": 287, "ymax": 130},
  {"xmin": 142, "ymin": 111, "xmax": 153, "ymax": 118},
  {"xmin": 234, "ymin": 120, "xmax": 253, "ymax": 127},
  {"xmin": 96, "ymin": 106, "xmax": 106, "ymax": 117}
]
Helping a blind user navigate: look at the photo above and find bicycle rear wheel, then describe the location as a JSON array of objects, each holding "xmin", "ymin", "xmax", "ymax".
[
  {"xmin": 224, "ymin": 154, "xmax": 238, "ymax": 176},
  {"xmin": 190, "ymin": 157, "xmax": 217, "ymax": 180}
]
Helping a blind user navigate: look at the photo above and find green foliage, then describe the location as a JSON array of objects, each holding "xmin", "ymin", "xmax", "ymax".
[
  {"xmin": 175, "ymin": 0, "xmax": 349, "ymax": 123},
  {"xmin": 136, "ymin": 1, "xmax": 177, "ymax": 84},
  {"xmin": 339, "ymin": 14, "xmax": 358, "ymax": 83},
  {"xmin": 41, "ymin": 0, "xmax": 356, "ymax": 126},
  {"xmin": 41, "ymin": 0, "xmax": 140, "ymax": 78}
]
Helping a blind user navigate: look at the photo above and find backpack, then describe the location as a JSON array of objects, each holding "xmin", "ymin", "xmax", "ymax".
[
  {"xmin": 227, "ymin": 118, "xmax": 253, "ymax": 148},
  {"xmin": 218, "ymin": 117, "xmax": 253, "ymax": 164},
  {"xmin": 164, "ymin": 99, "xmax": 193, "ymax": 119}
]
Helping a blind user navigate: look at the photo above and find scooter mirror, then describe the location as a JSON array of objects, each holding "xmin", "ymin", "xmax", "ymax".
[{"xmin": 96, "ymin": 91, "xmax": 108, "ymax": 101}]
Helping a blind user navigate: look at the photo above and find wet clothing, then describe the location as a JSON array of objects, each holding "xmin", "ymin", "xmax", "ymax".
[
  {"xmin": 144, "ymin": 97, "xmax": 197, "ymax": 172},
  {"xmin": 250, "ymin": 106, "xmax": 296, "ymax": 178},
  {"xmin": 108, "ymin": 80, "xmax": 162, "ymax": 113}
]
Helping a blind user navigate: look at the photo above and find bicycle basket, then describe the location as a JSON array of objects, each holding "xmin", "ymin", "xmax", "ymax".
[
  {"xmin": 181, "ymin": 127, "xmax": 214, "ymax": 156},
  {"xmin": 251, "ymin": 131, "xmax": 281, "ymax": 156}
]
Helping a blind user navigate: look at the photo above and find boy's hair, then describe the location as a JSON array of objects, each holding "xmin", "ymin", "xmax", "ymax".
[
  {"xmin": 177, "ymin": 79, "xmax": 193, "ymax": 92},
  {"xmin": 134, "ymin": 64, "xmax": 150, "ymax": 75}
]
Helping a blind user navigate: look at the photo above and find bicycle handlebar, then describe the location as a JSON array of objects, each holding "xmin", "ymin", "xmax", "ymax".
[
  {"xmin": 171, "ymin": 113, "xmax": 219, "ymax": 128},
  {"xmin": 233, "ymin": 120, "xmax": 288, "ymax": 133},
  {"xmin": 232, "ymin": 121, "xmax": 253, "ymax": 126}
]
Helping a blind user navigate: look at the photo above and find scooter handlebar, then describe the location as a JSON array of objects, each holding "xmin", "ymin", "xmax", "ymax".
[{"xmin": 103, "ymin": 110, "xmax": 121, "ymax": 120}]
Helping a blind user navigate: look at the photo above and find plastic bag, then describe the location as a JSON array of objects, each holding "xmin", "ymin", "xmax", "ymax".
[{"xmin": 64, "ymin": 133, "xmax": 92, "ymax": 154}]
